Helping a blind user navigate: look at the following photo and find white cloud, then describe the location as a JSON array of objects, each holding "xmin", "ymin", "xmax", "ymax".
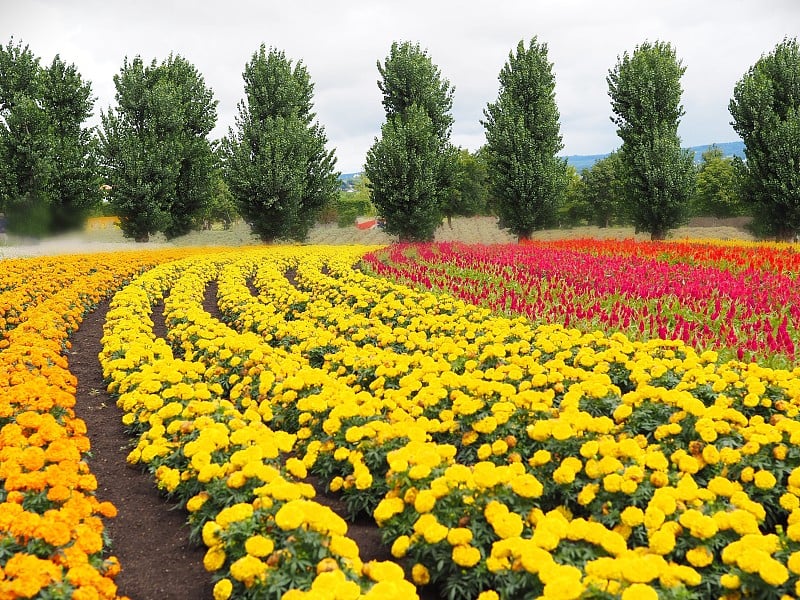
[{"xmin": 2, "ymin": 0, "xmax": 797, "ymax": 171}]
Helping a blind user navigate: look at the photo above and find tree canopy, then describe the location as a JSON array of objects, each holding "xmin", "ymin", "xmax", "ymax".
[
  {"xmin": 482, "ymin": 38, "xmax": 568, "ymax": 240},
  {"xmin": 607, "ymin": 40, "xmax": 695, "ymax": 240},
  {"xmin": 0, "ymin": 38, "xmax": 100, "ymax": 236},
  {"xmin": 99, "ymin": 54, "xmax": 217, "ymax": 241},
  {"xmin": 223, "ymin": 45, "xmax": 339, "ymax": 243},
  {"xmin": 729, "ymin": 37, "xmax": 800, "ymax": 241},
  {"xmin": 365, "ymin": 41, "xmax": 457, "ymax": 242}
]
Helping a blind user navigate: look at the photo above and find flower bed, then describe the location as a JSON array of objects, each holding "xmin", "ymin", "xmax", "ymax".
[
  {"xmin": 0, "ymin": 249, "xmax": 202, "ymax": 600},
  {"xmin": 362, "ymin": 240, "xmax": 800, "ymax": 366},
  {"xmin": 100, "ymin": 245, "xmax": 800, "ymax": 600}
]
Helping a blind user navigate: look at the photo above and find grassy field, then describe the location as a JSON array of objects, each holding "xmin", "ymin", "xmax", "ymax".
[{"xmin": 0, "ymin": 215, "xmax": 755, "ymax": 258}]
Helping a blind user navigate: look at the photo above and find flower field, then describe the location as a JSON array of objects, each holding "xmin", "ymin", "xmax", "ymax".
[
  {"xmin": 0, "ymin": 248, "xmax": 208, "ymax": 599},
  {"xmin": 363, "ymin": 240, "xmax": 800, "ymax": 367},
  {"xmin": 4, "ymin": 239, "xmax": 800, "ymax": 600}
]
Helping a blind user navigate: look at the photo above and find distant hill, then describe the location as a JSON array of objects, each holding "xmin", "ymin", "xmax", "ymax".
[{"xmin": 564, "ymin": 141, "xmax": 745, "ymax": 172}]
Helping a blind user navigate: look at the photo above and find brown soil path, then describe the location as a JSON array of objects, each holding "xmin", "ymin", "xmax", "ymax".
[{"xmin": 70, "ymin": 300, "xmax": 214, "ymax": 599}]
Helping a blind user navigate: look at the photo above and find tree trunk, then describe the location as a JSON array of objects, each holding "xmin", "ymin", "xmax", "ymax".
[
  {"xmin": 134, "ymin": 233, "xmax": 149, "ymax": 243},
  {"xmin": 776, "ymin": 226, "xmax": 796, "ymax": 243},
  {"xmin": 650, "ymin": 230, "xmax": 667, "ymax": 241}
]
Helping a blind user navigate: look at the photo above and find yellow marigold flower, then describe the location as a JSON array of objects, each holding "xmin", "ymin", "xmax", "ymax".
[
  {"xmin": 707, "ymin": 476, "xmax": 737, "ymax": 497},
  {"xmin": 613, "ymin": 404, "xmax": 632, "ymax": 423},
  {"xmin": 285, "ymin": 457, "xmax": 307, "ymax": 479},
  {"xmin": 477, "ymin": 444, "xmax": 492, "ymax": 460},
  {"xmin": 620, "ymin": 506, "xmax": 644, "ymax": 528},
  {"xmin": 447, "ymin": 527, "xmax": 473, "ymax": 546},
  {"xmin": 204, "ymin": 545, "xmax": 227, "ymax": 572},
  {"xmin": 649, "ymin": 471, "xmax": 669, "ymax": 488},
  {"xmin": 414, "ymin": 490, "xmax": 436, "ymax": 513},
  {"xmin": 754, "ymin": 470, "xmax": 777, "ymax": 490},
  {"xmin": 719, "ymin": 573, "xmax": 740, "ymax": 589},
  {"xmin": 553, "ymin": 466, "xmax": 576, "ymax": 485},
  {"xmin": 759, "ymin": 558, "xmax": 789, "ymax": 586},
  {"xmin": 245, "ymin": 535, "xmax": 275, "ymax": 558},
  {"xmin": 511, "ymin": 473, "xmax": 543, "ymax": 498},
  {"xmin": 603, "ymin": 473, "xmax": 623, "ymax": 493},
  {"xmin": 363, "ymin": 559, "xmax": 405, "ymax": 582},
  {"xmin": 701, "ymin": 444, "xmax": 720, "ymax": 464},
  {"xmin": 677, "ymin": 454, "xmax": 699, "ymax": 475},
  {"xmin": 621, "ymin": 583, "xmax": 657, "ymax": 600},
  {"xmin": 580, "ymin": 440, "xmax": 599, "ymax": 458},
  {"xmin": 316, "ymin": 557, "xmax": 339, "ymax": 574},
  {"xmin": 423, "ymin": 522, "xmax": 449, "ymax": 544},
  {"xmin": 648, "ymin": 527, "xmax": 676, "ymax": 555},
  {"xmin": 452, "ymin": 544, "xmax": 482, "ymax": 568},
  {"xmin": 202, "ymin": 521, "xmax": 221, "ymax": 546},
  {"xmin": 411, "ymin": 563, "xmax": 430, "ymax": 585},
  {"xmin": 540, "ymin": 564, "xmax": 584, "ymax": 599},
  {"xmin": 213, "ymin": 578, "xmax": 233, "ymax": 600},
  {"xmin": 787, "ymin": 551, "xmax": 800, "ymax": 574},
  {"xmin": 781, "ymin": 493, "xmax": 800, "ymax": 512},
  {"xmin": 391, "ymin": 535, "xmax": 410, "ymax": 558},
  {"xmin": 330, "ymin": 535, "xmax": 360, "ymax": 560},
  {"xmin": 230, "ymin": 554, "xmax": 267, "ymax": 586},
  {"xmin": 530, "ymin": 449, "xmax": 552, "ymax": 466},
  {"xmin": 685, "ymin": 546, "xmax": 714, "ymax": 568},
  {"xmin": 186, "ymin": 492, "xmax": 209, "ymax": 513},
  {"xmin": 577, "ymin": 483, "xmax": 599, "ymax": 506},
  {"xmin": 275, "ymin": 501, "xmax": 306, "ymax": 530},
  {"xmin": 477, "ymin": 592, "xmax": 500, "ymax": 600},
  {"xmin": 491, "ymin": 439, "xmax": 508, "ymax": 456}
]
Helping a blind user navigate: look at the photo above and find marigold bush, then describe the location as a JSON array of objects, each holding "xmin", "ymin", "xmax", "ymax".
[
  {"xmin": 96, "ymin": 243, "xmax": 800, "ymax": 600},
  {"xmin": 0, "ymin": 249, "xmax": 205, "ymax": 600}
]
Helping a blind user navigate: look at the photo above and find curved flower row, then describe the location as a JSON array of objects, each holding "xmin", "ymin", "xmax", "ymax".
[
  {"xmin": 100, "ymin": 248, "xmax": 418, "ymax": 600},
  {"xmin": 101, "ymin": 246, "xmax": 800, "ymax": 600},
  {"xmin": 362, "ymin": 240, "xmax": 800, "ymax": 366},
  {"xmin": 0, "ymin": 249, "xmax": 200, "ymax": 600}
]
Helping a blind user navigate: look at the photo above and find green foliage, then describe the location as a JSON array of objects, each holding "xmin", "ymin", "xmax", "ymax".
[
  {"xmin": 0, "ymin": 39, "xmax": 100, "ymax": 236},
  {"xmin": 223, "ymin": 45, "xmax": 339, "ymax": 243},
  {"xmin": 557, "ymin": 165, "xmax": 590, "ymax": 227},
  {"xmin": 580, "ymin": 152, "xmax": 627, "ymax": 227},
  {"xmin": 365, "ymin": 41, "xmax": 457, "ymax": 242},
  {"xmin": 729, "ymin": 37, "xmax": 800, "ymax": 241},
  {"xmin": 99, "ymin": 54, "xmax": 217, "ymax": 241},
  {"xmin": 441, "ymin": 148, "xmax": 491, "ymax": 226},
  {"xmin": 196, "ymin": 170, "xmax": 239, "ymax": 230},
  {"xmin": 608, "ymin": 40, "xmax": 695, "ymax": 240},
  {"xmin": 336, "ymin": 175, "xmax": 375, "ymax": 227},
  {"xmin": 482, "ymin": 38, "xmax": 568, "ymax": 240},
  {"xmin": 693, "ymin": 145, "xmax": 745, "ymax": 218}
]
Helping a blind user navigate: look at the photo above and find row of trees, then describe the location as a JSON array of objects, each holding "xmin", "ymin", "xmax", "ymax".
[
  {"xmin": 0, "ymin": 36, "xmax": 798, "ymax": 242},
  {"xmin": 0, "ymin": 39, "xmax": 99, "ymax": 236}
]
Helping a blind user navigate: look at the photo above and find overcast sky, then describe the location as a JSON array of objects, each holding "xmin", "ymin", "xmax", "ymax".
[{"xmin": 2, "ymin": 0, "xmax": 798, "ymax": 172}]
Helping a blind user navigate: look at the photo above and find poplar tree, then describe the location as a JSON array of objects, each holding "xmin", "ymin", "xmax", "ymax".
[
  {"xmin": 0, "ymin": 39, "xmax": 99, "ymax": 236},
  {"xmin": 364, "ymin": 41, "xmax": 457, "ymax": 242},
  {"xmin": 223, "ymin": 45, "xmax": 339, "ymax": 242},
  {"xmin": 482, "ymin": 38, "xmax": 568, "ymax": 240},
  {"xmin": 99, "ymin": 54, "xmax": 217, "ymax": 241},
  {"xmin": 729, "ymin": 37, "xmax": 800, "ymax": 241},
  {"xmin": 607, "ymin": 40, "xmax": 695, "ymax": 240}
]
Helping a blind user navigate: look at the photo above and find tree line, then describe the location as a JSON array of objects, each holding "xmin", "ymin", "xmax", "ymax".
[{"xmin": 0, "ymin": 36, "xmax": 798, "ymax": 242}]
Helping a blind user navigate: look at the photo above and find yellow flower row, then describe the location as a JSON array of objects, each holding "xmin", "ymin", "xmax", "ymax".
[
  {"xmin": 100, "ymin": 248, "xmax": 418, "ymax": 600},
  {"xmin": 99, "ymin": 246, "xmax": 800, "ymax": 599},
  {"xmin": 0, "ymin": 249, "xmax": 205, "ymax": 600}
]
